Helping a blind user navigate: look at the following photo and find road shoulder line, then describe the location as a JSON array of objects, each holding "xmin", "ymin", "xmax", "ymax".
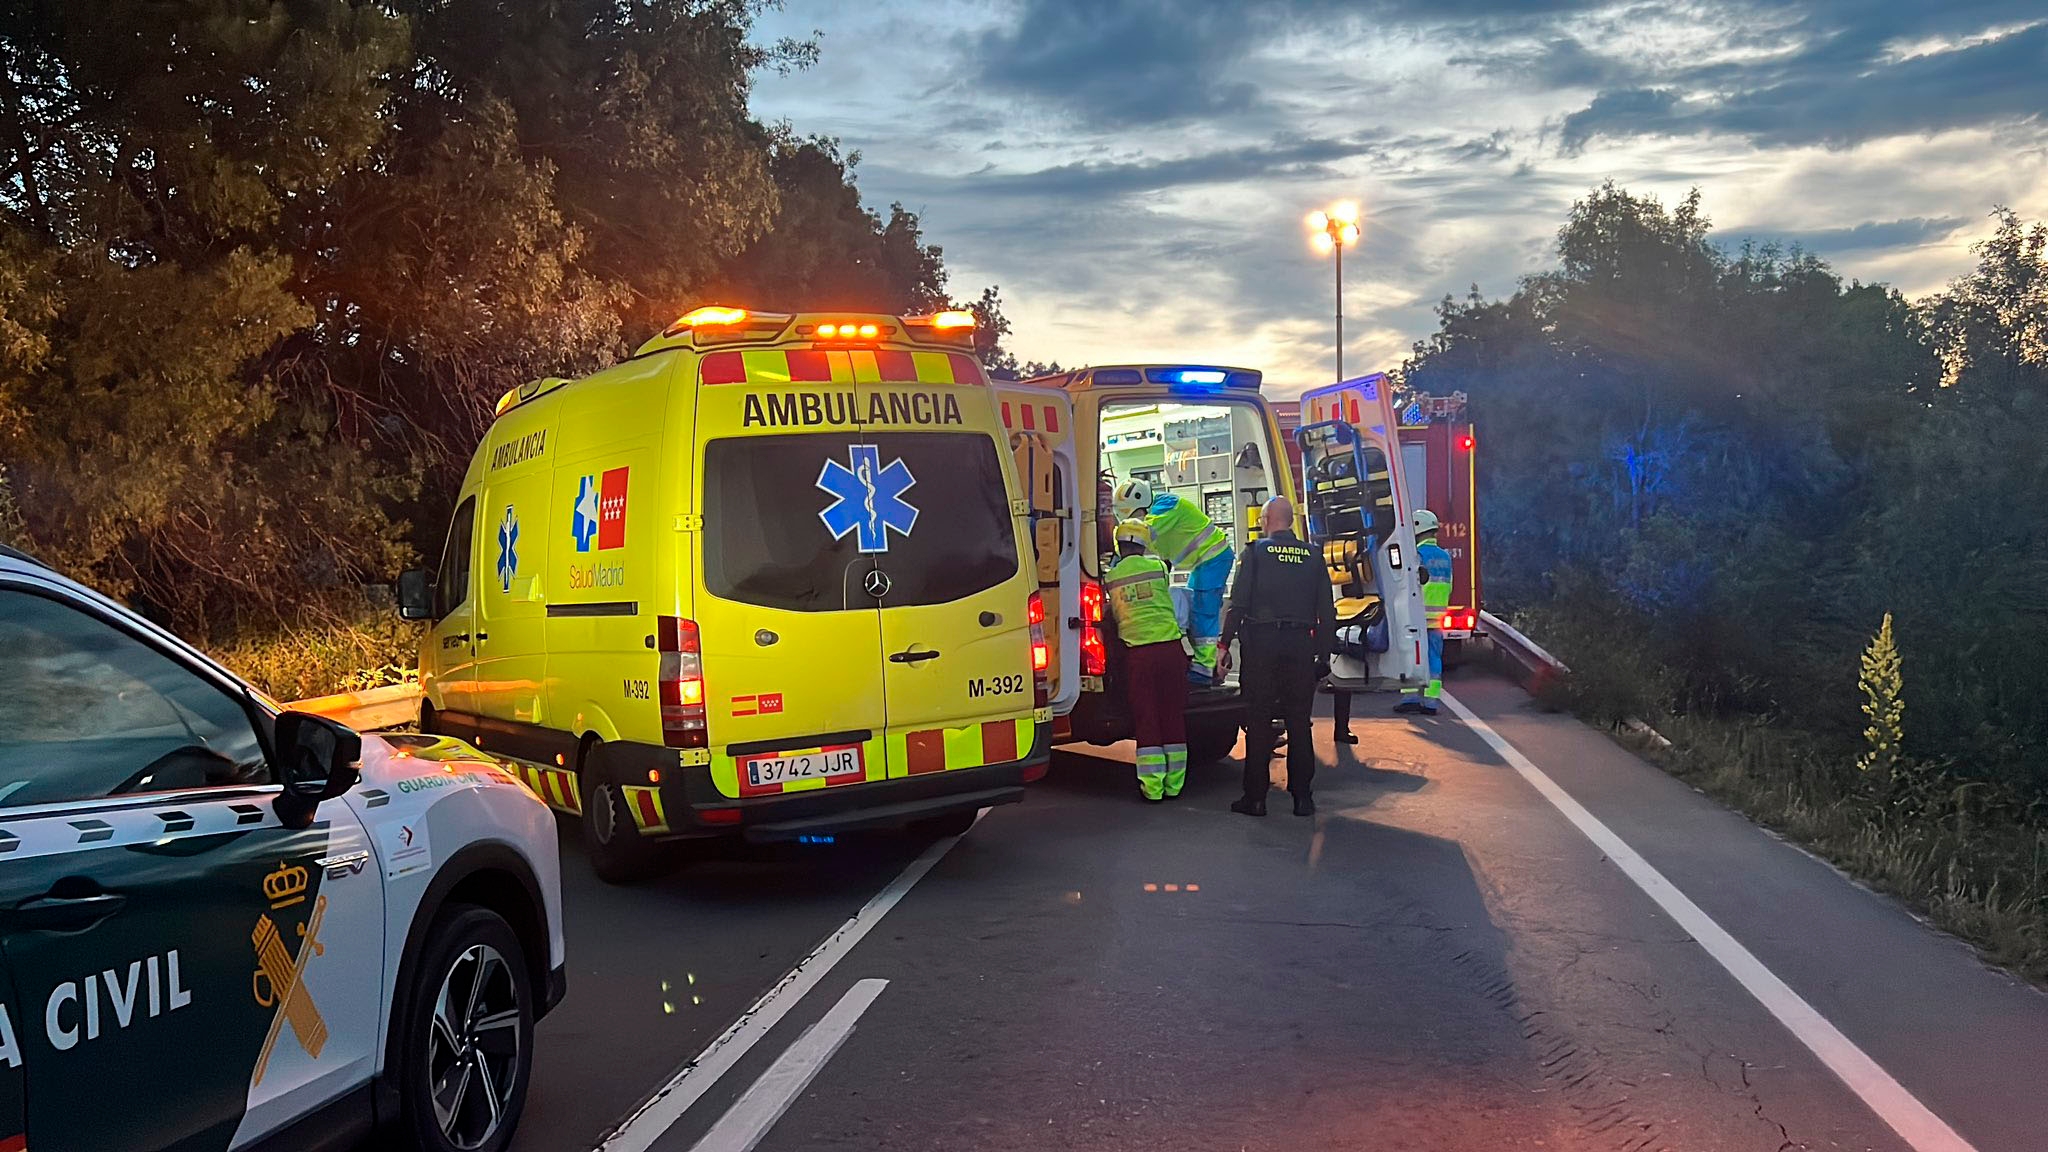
[
  {"xmin": 1442, "ymin": 690, "xmax": 1978, "ymax": 1152},
  {"xmin": 594, "ymin": 816, "xmax": 981, "ymax": 1152},
  {"xmin": 689, "ymin": 978, "xmax": 889, "ymax": 1152}
]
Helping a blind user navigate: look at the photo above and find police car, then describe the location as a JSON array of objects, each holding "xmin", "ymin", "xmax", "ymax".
[{"xmin": 0, "ymin": 546, "xmax": 564, "ymax": 1152}]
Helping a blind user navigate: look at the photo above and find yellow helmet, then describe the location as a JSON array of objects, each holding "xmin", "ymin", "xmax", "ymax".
[{"xmin": 1114, "ymin": 519, "xmax": 1154, "ymax": 549}]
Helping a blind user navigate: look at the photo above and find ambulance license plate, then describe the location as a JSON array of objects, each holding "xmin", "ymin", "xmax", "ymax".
[{"xmin": 742, "ymin": 746, "xmax": 864, "ymax": 791}]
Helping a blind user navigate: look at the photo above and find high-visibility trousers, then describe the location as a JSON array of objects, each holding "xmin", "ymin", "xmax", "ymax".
[
  {"xmin": 1399, "ymin": 630, "xmax": 1445, "ymax": 710},
  {"xmin": 1183, "ymin": 549, "xmax": 1234, "ymax": 679},
  {"xmin": 1126, "ymin": 640, "xmax": 1189, "ymax": 798}
]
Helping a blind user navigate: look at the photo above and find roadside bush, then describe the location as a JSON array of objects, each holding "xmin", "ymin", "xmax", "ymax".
[{"xmin": 208, "ymin": 609, "xmax": 423, "ymax": 703}]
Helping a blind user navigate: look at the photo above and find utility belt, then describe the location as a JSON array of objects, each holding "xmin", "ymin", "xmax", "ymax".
[{"xmin": 1240, "ymin": 620, "xmax": 1315, "ymax": 634}]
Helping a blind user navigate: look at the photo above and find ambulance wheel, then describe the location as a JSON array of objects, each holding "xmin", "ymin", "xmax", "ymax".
[
  {"xmin": 1185, "ymin": 717, "xmax": 1242, "ymax": 765},
  {"xmin": 909, "ymin": 809, "xmax": 978, "ymax": 838},
  {"xmin": 398, "ymin": 905, "xmax": 533, "ymax": 1152},
  {"xmin": 579, "ymin": 740, "xmax": 662, "ymax": 885}
]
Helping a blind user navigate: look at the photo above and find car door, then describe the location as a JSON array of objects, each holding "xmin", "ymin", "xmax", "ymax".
[
  {"xmin": 0, "ymin": 582, "xmax": 384, "ymax": 1152},
  {"xmin": 695, "ymin": 429, "xmax": 890, "ymax": 798},
  {"xmin": 870, "ymin": 429, "xmax": 1039, "ymax": 777},
  {"xmin": 0, "ymin": 956, "xmax": 21, "ymax": 1152},
  {"xmin": 427, "ymin": 495, "xmax": 480, "ymax": 732}
]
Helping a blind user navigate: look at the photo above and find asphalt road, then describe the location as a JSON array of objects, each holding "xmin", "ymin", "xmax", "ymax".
[{"xmin": 509, "ymin": 669, "xmax": 2048, "ymax": 1152}]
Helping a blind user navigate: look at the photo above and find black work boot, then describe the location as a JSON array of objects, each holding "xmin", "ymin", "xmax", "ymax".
[
  {"xmin": 1230, "ymin": 796, "xmax": 1267, "ymax": 817},
  {"xmin": 1335, "ymin": 729, "xmax": 1358, "ymax": 745},
  {"xmin": 1292, "ymin": 793, "xmax": 1316, "ymax": 817}
]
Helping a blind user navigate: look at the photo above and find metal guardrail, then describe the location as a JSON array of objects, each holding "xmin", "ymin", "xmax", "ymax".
[
  {"xmin": 1478, "ymin": 610, "xmax": 1568, "ymax": 695},
  {"xmin": 287, "ymin": 682, "xmax": 421, "ymax": 732}
]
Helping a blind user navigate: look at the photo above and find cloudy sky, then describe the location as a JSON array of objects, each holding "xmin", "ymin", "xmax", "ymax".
[{"xmin": 747, "ymin": 0, "xmax": 2048, "ymax": 396}]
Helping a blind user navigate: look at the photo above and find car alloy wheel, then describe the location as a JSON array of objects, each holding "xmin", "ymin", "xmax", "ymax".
[{"xmin": 428, "ymin": 943, "xmax": 523, "ymax": 1150}]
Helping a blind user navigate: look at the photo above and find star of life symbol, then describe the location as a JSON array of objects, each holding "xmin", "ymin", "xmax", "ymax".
[
  {"xmin": 818, "ymin": 446, "xmax": 918, "ymax": 553},
  {"xmin": 497, "ymin": 504, "xmax": 519, "ymax": 591},
  {"xmin": 572, "ymin": 474, "xmax": 600, "ymax": 551}
]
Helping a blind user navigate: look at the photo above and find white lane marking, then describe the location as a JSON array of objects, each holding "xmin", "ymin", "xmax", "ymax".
[
  {"xmin": 690, "ymin": 978, "xmax": 889, "ymax": 1152},
  {"xmin": 1441, "ymin": 691, "xmax": 1978, "ymax": 1152},
  {"xmin": 594, "ymin": 814, "xmax": 983, "ymax": 1152}
]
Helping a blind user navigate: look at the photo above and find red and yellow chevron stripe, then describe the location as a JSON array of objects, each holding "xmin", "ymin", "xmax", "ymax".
[
  {"xmin": 699, "ymin": 347, "xmax": 985, "ymax": 388},
  {"xmin": 621, "ymin": 784, "xmax": 669, "ymax": 834},
  {"xmin": 998, "ymin": 399, "xmax": 1062, "ymax": 433},
  {"xmin": 507, "ymin": 762, "xmax": 583, "ymax": 816},
  {"xmin": 891, "ymin": 716, "xmax": 1033, "ymax": 776}
]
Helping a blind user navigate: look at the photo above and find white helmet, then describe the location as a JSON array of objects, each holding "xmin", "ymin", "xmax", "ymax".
[
  {"xmin": 1413, "ymin": 508, "xmax": 1440, "ymax": 537},
  {"xmin": 1112, "ymin": 478, "xmax": 1153, "ymax": 517}
]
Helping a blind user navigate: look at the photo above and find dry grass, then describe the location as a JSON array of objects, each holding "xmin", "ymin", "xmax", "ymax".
[{"xmin": 1624, "ymin": 712, "xmax": 2048, "ymax": 985}]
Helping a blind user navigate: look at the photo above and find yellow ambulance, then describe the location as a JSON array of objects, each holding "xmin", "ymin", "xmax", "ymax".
[
  {"xmin": 1005, "ymin": 365, "xmax": 1300, "ymax": 765},
  {"xmin": 399, "ymin": 307, "xmax": 1051, "ymax": 881}
]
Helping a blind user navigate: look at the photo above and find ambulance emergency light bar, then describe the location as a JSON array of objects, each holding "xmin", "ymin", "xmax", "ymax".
[
  {"xmin": 656, "ymin": 306, "xmax": 979, "ymax": 349},
  {"xmin": 1087, "ymin": 366, "xmax": 1262, "ymax": 390}
]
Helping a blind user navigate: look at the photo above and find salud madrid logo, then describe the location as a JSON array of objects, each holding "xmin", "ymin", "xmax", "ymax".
[
  {"xmin": 818, "ymin": 446, "xmax": 917, "ymax": 553},
  {"xmin": 572, "ymin": 467, "xmax": 630, "ymax": 552},
  {"xmin": 497, "ymin": 504, "xmax": 519, "ymax": 592}
]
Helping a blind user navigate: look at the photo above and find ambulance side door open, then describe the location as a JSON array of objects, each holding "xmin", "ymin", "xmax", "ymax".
[
  {"xmin": 997, "ymin": 386, "xmax": 1081, "ymax": 717},
  {"xmin": 0, "ymin": 585, "xmax": 385, "ymax": 1151},
  {"xmin": 694, "ymin": 422, "xmax": 891, "ymax": 799},
  {"xmin": 871, "ymin": 428, "xmax": 1039, "ymax": 777}
]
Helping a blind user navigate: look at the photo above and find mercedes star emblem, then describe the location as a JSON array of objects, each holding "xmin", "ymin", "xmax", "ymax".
[{"xmin": 862, "ymin": 568, "xmax": 892, "ymax": 598}]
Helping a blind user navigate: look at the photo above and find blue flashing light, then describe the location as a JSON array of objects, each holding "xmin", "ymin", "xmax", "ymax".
[{"xmin": 1175, "ymin": 369, "xmax": 1227, "ymax": 385}]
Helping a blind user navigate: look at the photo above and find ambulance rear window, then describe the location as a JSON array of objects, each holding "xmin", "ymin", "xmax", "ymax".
[{"xmin": 704, "ymin": 432, "xmax": 1019, "ymax": 612}]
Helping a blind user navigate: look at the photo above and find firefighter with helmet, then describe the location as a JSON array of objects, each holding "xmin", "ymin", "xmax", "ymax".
[
  {"xmin": 1395, "ymin": 508, "xmax": 1455, "ymax": 715},
  {"xmin": 1107, "ymin": 518, "xmax": 1190, "ymax": 801},
  {"xmin": 1113, "ymin": 477, "xmax": 1235, "ymax": 683}
]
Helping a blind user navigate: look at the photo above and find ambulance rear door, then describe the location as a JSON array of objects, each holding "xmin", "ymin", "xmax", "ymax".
[
  {"xmin": 1299, "ymin": 373, "xmax": 1428, "ymax": 688},
  {"xmin": 692, "ymin": 388, "xmax": 890, "ymax": 802},
  {"xmin": 870, "ymin": 397, "xmax": 1039, "ymax": 779},
  {"xmin": 996, "ymin": 383, "xmax": 1081, "ymax": 717}
]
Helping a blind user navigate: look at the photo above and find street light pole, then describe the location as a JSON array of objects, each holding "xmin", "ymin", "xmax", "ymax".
[
  {"xmin": 1306, "ymin": 201, "xmax": 1361, "ymax": 384},
  {"xmin": 1334, "ymin": 234, "xmax": 1343, "ymax": 383}
]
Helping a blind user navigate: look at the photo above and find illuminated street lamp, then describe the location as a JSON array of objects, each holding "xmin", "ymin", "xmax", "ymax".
[{"xmin": 1306, "ymin": 201, "xmax": 1362, "ymax": 382}]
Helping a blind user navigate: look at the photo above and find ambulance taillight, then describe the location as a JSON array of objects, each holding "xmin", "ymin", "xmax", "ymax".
[
  {"xmin": 1079, "ymin": 580, "xmax": 1107, "ymax": 677},
  {"xmin": 657, "ymin": 616, "xmax": 707, "ymax": 748},
  {"xmin": 1028, "ymin": 591, "xmax": 1050, "ymax": 707}
]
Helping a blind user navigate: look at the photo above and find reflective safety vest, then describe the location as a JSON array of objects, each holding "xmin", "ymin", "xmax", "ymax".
[
  {"xmin": 1418, "ymin": 534, "xmax": 1454, "ymax": 620},
  {"xmin": 1147, "ymin": 494, "xmax": 1230, "ymax": 573},
  {"xmin": 1106, "ymin": 553, "xmax": 1183, "ymax": 646}
]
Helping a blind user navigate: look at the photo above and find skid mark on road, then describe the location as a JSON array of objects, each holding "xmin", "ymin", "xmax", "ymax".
[
  {"xmin": 1428, "ymin": 926, "xmax": 1672, "ymax": 1151},
  {"xmin": 1444, "ymin": 690, "xmax": 1978, "ymax": 1152}
]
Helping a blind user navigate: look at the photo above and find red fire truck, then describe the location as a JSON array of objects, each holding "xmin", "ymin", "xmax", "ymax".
[{"xmin": 1273, "ymin": 390, "xmax": 1482, "ymax": 653}]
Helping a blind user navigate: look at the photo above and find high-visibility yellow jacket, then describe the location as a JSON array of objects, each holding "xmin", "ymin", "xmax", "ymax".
[
  {"xmin": 1146, "ymin": 494, "xmax": 1229, "ymax": 572},
  {"xmin": 1106, "ymin": 553, "xmax": 1183, "ymax": 646}
]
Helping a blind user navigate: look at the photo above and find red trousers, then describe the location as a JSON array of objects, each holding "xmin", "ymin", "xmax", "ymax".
[{"xmin": 1125, "ymin": 640, "xmax": 1188, "ymax": 751}]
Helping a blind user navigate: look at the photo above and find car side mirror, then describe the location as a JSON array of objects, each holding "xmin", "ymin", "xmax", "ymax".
[
  {"xmin": 398, "ymin": 568, "xmax": 434, "ymax": 620},
  {"xmin": 273, "ymin": 711, "xmax": 364, "ymax": 829}
]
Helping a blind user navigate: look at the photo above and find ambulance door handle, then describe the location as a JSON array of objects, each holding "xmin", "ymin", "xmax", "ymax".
[
  {"xmin": 9, "ymin": 887, "xmax": 126, "ymax": 932},
  {"xmin": 475, "ymin": 632, "xmax": 489, "ymax": 642},
  {"xmin": 889, "ymin": 647, "xmax": 941, "ymax": 665}
]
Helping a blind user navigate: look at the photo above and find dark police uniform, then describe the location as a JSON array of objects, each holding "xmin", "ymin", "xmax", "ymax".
[{"xmin": 1220, "ymin": 527, "xmax": 1336, "ymax": 808}]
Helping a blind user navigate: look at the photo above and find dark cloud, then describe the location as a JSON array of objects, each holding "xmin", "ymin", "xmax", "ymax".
[
  {"xmin": 971, "ymin": 0, "xmax": 1604, "ymax": 126},
  {"xmin": 1556, "ymin": 8, "xmax": 2048, "ymax": 150},
  {"xmin": 1736, "ymin": 216, "xmax": 1970, "ymax": 255},
  {"xmin": 874, "ymin": 134, "xmax": 1399, "ymax": 201}
]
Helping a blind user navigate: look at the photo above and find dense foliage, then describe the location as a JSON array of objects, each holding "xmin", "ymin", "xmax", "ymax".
[
  {"xmin": 1404, "ymin": 183, "xmax": 2048, "ymax": 798},
  {"xmin": 0, "ymin": 0, "xmax": 1008, "ymax": 636}
]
